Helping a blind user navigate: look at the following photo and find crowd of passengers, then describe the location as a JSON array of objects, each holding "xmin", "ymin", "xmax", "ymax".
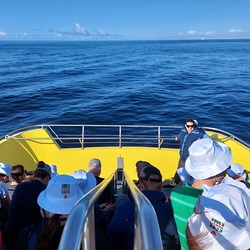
[{"xmin": 0, "ymin": 137, "xmax": 250, "ymax": 249}]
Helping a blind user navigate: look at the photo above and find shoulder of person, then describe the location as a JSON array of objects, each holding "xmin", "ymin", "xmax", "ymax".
[
  {"xmin": 15, "ymin": 223, "xmax": 38, "ymax": 249},
  {"xmin": 95, "ymin": 176, "xmax": 104, "ymax": 184},
  {"xmin": 180, "ymin": 127, "xmax": 187, "ymax": 133},
  {"xmin": 0, "ymin": 181, "xmax": 7, "ymax": 189},
  {"xmin": 15, "ymin": 220, "xmax": 46, "ymax": 250},
  {"xmin": 195, "ymin": 125, "xmax": 206, "ymax": 133}
]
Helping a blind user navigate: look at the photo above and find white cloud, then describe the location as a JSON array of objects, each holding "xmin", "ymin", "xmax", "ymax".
[
  {"xmin": 74, "ymin": 23, "xmax": 89, "ymax": 35},
  {"xmin": 204, "ymin": 31, "xmax": 216, "ymax": 36},
  {"xmin": 186, "ymin": 30, "xmax": 216, "ymax": 37},
  {"xmin": 187, "ymin": 30, "xmax": 200, "ymax": 35},
  {"xmin": 0, "ymin": 31, "xmax": 7, "ymax": 37},
  {"xmin": 95, "ymin": 29, "xmax": 110, "ymax": 37},
  {"xmin": 229, "ymin": 29, "xmax": 243, "ymax": 33}
]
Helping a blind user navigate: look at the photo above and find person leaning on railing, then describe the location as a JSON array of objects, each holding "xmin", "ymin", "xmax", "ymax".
[{"xmin": 171, "ymin": 119, "xmax": 210, "ymax": 186}]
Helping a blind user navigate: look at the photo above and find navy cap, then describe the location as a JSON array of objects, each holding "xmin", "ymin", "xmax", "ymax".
[
  {"xmin": 35, "ymin": 161, "xmax": 51, "ymax": 175},
  {"xmin": 139, "ymin": 165, "xmax": 162, "ymax": 183}
]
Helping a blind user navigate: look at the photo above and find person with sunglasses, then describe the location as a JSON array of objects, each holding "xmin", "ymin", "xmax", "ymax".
[{"xmin": 171, "ymin": 119, "xmax": 210, "ymax": 186}]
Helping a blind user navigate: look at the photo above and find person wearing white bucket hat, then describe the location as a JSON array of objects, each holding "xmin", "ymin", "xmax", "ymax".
[
  {"xmin": 170, "ymin": 138, "xmax": 232, "ymax": 250},
  {"xmin": 186, "ymin": 177, "xmax": 250, "ymax": 250},
  {"xmin": 71, "ymin": 169, "xmax": 97, "ymax": 194},
  {"xmin": 171, "ymin": 119, "xmax": 210, "ymax": 186},
  {"xmin": 16, "ymin": 175, "xmax": 83, "ymax": 249},
  {"xmin": 227, "ymin": 163, "xmax": 250, "ymax": 188},
  {"xmin": 71, "ymin": 169, "xmax": 115, "ymax": 250},
  {"xmin": 185, "ymin": 138, "xmax": 232, "ymax": 181},
  {"xmin": 37, "ymin": 174, "xmax": 83, "ymax": 215},
  {"xmin": 176, "ymin": 167, "xmax": 194, "ymax": 186},
  {"xmin": 0, "ymin": 162, "xmax": 12, "ymax": 183},
  {"xmin": 227, "ymin": 163, "xmax": 246, "ymax": 180}
]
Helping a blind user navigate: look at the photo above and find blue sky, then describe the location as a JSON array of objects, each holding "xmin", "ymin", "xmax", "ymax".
[{"xmin": 1, "ymin": 0, "xmax": 250, "ymax": 40}]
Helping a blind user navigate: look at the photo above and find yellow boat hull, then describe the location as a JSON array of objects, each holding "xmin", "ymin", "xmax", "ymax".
[{"xmin": 0, "ymin": 126, "xmax": 249, "ymax": 181}]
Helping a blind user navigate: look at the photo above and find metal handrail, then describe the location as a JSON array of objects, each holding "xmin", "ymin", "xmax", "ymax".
[
  {"xmin": 123, "ymin": 171, "xmax": 163, "ymax": 250},
  {"xmin": 2, "ymin": 124, "xmax": 250, "ymax": 149},
  {"xmin": 59, "ymin": 172, "xmax": 115, "ymax": 250},
  {"xmin": 59, "ymin": 169, "xmax": 163, "ymax": 250}
]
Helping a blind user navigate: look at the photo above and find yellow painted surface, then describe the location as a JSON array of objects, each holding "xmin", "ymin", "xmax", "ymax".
[
  {"xmin": 207, "ymin": 131, "xmax": 250, "ymax": 169},
  {"xmin": 0, "ymin": 128, "xmax": 249, "ymax": 181}
]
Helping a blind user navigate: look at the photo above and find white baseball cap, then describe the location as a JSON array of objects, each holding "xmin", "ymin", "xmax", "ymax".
[
  {"xmin": 71, "ymin": 170, "xmax": 96, "ymax": 194},
  {"xmin": 188, "ymin": 177, "xmax": 250, "ymax": 249},
  {"xmin": 37, "ymin": 175, "xmax": 83, "ymax": 215},
  {"xmin": 227, "ymin": 163, "xmax": 246, "ymax": 180},
  {"xmin": 185, "ymin": 138, "xmax": 232, "ymax": 180}
]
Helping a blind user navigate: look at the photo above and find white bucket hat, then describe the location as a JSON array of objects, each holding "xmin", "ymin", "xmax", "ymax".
[
  {"xmin": 71, "ymin": 170, "xmax": 96, "ymax": 194},
  {"xmin": 185, "ymin": 138, "xmax": 232, "ymax": 180},
  {"xmin": 37, "ymin": 175, "xmax": 83, "ymax": 215},
  {"xmin": 49, "ymin": 164, "xmax": 59, "ymax": 178},
  {"xmin": 227, "ymin": 163, "xmax": 246, "ymax": 180},
  {"xmin": 177, "ymin": 167, "xmax": 194, "ymax": 185},
  {"xmin": 0, "ymin": 162, "xmax": 12, "ymax": 178},
  {"xmin": 187, "ymin": 177, "xmax": 250, "ymax": 249}
]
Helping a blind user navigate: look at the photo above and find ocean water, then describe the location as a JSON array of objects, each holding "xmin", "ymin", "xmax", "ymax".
[{"xmin": 0, "ymin": 40, "xmax": 250, "ymax": 144}]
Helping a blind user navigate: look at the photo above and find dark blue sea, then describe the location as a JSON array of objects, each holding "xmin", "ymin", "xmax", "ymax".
[{"xmin": 0, "ymin": 40, "xmax": 250, "ymax": 144}]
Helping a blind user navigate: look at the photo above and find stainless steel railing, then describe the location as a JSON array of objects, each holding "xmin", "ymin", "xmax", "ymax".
[
  {"xmin": 58, "ymin": 165, "xmax": 163, "ymax": 250},
  {"xmin": 3, "ymin": 124, "xmax": 250, "ymax": 149},
  {"xmin": 58, "ymin": 172, "xmax": 115, "ymax": 250}
]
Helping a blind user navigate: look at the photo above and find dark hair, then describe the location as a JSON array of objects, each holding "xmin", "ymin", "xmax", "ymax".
[
  {"xmin": 36, "ymin": 214, "xmax": 64, "ymax": 250},
  {"xmin": 34, "ymin": 170, "xmax": 49, "ymax": 179},
  {"xmin": 25, "ymin": 170, "xmax": 34, "ymax": 175},
  {"xmin": 185, "ymin": 119, "xmax": 195, "ymax": 125},
  {"xmin": 11, "ymin": 164, "xmax": 25, "ymax": 183}
]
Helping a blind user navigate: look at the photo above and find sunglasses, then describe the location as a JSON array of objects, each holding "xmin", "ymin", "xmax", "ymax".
[{"xmin": 186, "ymin": 125, "xmax": 194, "ymax": 128}]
